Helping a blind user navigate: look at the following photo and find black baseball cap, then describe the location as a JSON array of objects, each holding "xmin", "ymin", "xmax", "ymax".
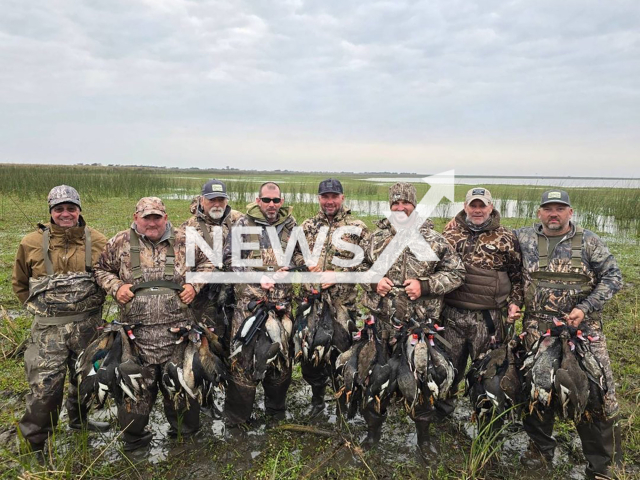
[
  {"xmin": 202, "ymin": 179, "xmax": 229, "ymax": 199},
  {"xmin": 540, "ymin": 190, "xmax": 571, "ymax": 207},
  {"xmin": 318, "ymin": 178, "xmax": 343, "ymax": 195}
]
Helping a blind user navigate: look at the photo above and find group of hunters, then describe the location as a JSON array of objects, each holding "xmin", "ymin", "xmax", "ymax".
[{"xmin": 12, "ymin": 178, "xmax": 623, "ymax": 479}]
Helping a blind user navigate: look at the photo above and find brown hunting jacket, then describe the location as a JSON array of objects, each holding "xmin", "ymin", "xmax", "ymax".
[{"xmin": 12, "ymin": 218, "xmax": 106, "ymax": 305}]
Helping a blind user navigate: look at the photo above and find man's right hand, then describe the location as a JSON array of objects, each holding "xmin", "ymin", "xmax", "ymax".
[
  {"xmin": 116, "ymin": 284, "xmax": 135, "ymax": 304},
  {"xmin": 376, "ymin": 277, "xmax": 394, "ymax": 297},
  {"xmin": 260, "ymin": 275, "xmax": 275, "ymax": 292}
]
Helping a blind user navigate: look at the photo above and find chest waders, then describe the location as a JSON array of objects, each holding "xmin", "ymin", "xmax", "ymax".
[
  {"xmin": 526, "ymin": 226, "xmax": 592, "ymax": 330},
  {"xmin": 127, "ymin": 228, "xmax": 184, "ymax": 301},
  {"xmin": 124, "ymin": 229, "xmax": 191, "ymax": 365},
  {"xmin": 27, "ymin": 227, "xmax": 104, "ymax": 325}
]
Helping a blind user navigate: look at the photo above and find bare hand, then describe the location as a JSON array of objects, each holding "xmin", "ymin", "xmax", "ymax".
[
  {"xmin": 564, "ymin": 308, "xmax": 585, "ymax": 327},
  {"xmin": 260, "ymin": 274, "xmax": 275, "ymax": 291},
  {"xmin": 308, "ymin": 264, "xmax": 322, "ymax": 273},
  {"xmin": 321, "ymin": 271, "xmax": 337, "ymax": 290},
  {"xmin": 403, "ymin": 279, "xmax": 422, "ymax": 301},
  {"xmin": 179, "ymin": 284, "xmax": 196, "ymax": 304},
  {"xmin": 116, "ymin": 284, "xmax": 135, "ymax": 304},
  {"xmin": 376, "ymin": 277, "xmax": 394, "ymax": 297},
  {"xmin": 507, "ymin": 304, "xmax": 521, "ymax": 324}
]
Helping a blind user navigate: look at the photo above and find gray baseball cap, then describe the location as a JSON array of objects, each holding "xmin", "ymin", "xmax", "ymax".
[
  {"xmin": 48, "ymin": 185, "xmax": 82, "ymax": 211},
  {"xmin": 202, "ymin": 179, "xmax": 229, "ymax": 199},
  {"xmin": 318, "ymin": 178, "xmax": 343, "ymax": 195},
  {"xmin": 540, "ymin": 190, "xmax": 571, "ymax": 207}
]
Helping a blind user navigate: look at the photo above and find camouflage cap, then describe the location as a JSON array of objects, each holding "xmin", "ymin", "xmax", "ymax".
[
  {"xmin": 388, "ymin": 182, "xmax": 417, "ymax": 207},
  {"xmin": 135, "ymin": 197, "xmax": 166, "ymax": 217},
  {"xmin": 48, "ymin": 185, "xmax": 81, "ymax": 211},
  {"xmin": 465, "ymin": 187, "xmax": 493, "ymax": 206},
  {"xmin": 318, "ymin": 178, "xmax": 344, "ymax": 195}
]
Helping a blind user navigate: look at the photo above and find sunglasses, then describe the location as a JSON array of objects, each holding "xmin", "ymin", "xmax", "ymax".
[{"xmin": 260, "ymin": 197, "xmax": 282, "ymax": 204}]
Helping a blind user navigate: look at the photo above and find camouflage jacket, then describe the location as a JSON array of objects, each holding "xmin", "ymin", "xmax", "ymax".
[
  {"xmin": 223, "ymin": 203, "xmax": 298, "ymax": 304},
  {"xmin": 94, "ymin": 222, "xmax": 213, "ymax": 297},
  {"xmin": 296, "ymin": 206, "xmax": 369, "ymax": 299},
  {"xmin": 12, "ymin": 218, "xmax": 106, "ymax": 305},
  {"xmin": 516, "ymin": 222, "xmax": 622, "ymax": 324},
  {"xmin": 94, "ymin": 223, "xmax": 214, "ymax": 364},
  {"xmin": 181, "ymin": 200, "xmax": 242, "ymax": 269},
  {"xmin": 443, "ymin": 209, "xmax": 523, "ymax": 308},
  {"xmin": 361, "ymin": 218, "xmax": 465, "ymax": 323}
]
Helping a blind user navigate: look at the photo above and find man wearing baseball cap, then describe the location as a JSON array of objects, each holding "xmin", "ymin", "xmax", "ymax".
[
  {"xmin": 94, "ymin": 197, "xmax": 214, "ymax": 453},
  {"xmin": 181, "ymin": 180, "xmax": 242, "ymax": 357},
  {"xmin": 13, "ymin": 185, "xmax": 109, "ymax": 458},
  {"xmin": 294, "ymin": 178, "xmax": 369, "ymax": 418},
  {"xmin": 441, "ymin": 187, "xmax": 523, "ymax": 430},
  {"xmin": 516, "ymin": 190, "xmax": 623, "ymax": 477}
]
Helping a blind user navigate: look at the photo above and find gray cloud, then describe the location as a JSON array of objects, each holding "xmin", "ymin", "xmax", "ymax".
[{"xmin": 1, "ymin": 0, "xmax": 638, "ymax": 175}]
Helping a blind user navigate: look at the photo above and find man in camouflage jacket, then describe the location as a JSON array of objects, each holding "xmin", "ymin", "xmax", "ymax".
[
  {"xmin": 180, "ymin": 179, "xmax": 242, "ymax": 354},
  {"xmin": 441, "ymin": 187, "xmax": 523, "ymax": 417},
  {"xmin": 516, "ymin": 190, "xmax": 622, "ymax": 479},
  {"xmin": 359, "ymin": 182, "xmax": 465, "ymax": 450},
  {"xmin": 222, "ymin": 182, "xmax": 298, "ymax": 428},
  {"xmin": 13, "ymin": 185, "xmax": 109, "ymax": 453},
  {"xmin": 94, "ymin": 197, "xmax": 213, "ymax": 452},
  {"xmin": 295, "ymin": 178, "xmax": 369, "ymax": 417}
]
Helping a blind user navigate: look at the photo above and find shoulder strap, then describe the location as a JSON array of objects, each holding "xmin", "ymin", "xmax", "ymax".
[
  {"xmin": 42, "ymin": 228, "xmax": 54, "ymax": 276},
  {"xmin": 197, "ymin": 218, "xmax": 214, "ymax": 247},
  {"xmin": 536, "ymin": 232, "xmax": 549, "ymax": 269},
  {"xmin": 571, "ymin": 226, "xmax": 584, "ymax": 269},
  {"xmin": 130, "ymin": 228, "xmax": 176, "ymax": 281},
  {"xmin": 164, "ymin": 233, "xmax": 175, "ymax": 280},
  {"xmin": 129, "ymin": 228, "xmax": 143, "ymax": 281},
  {"xmin": 84, "ymin": 227, "xmax": 92, "ymax": 272}
]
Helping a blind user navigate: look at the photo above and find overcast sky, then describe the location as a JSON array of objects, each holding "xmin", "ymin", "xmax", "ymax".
[{"xmin": 1, "ymin": 0, "xmax": 639, "ymax": 176}]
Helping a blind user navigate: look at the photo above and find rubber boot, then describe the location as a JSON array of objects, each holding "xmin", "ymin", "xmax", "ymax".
[
  {"xmin": 309, "ymin": 385, "xmax": 326, "ymax": 418},
  {"xmin": 521, "ymin": 409, "xmax": 556, "ymax": 469},
  {"xmin": 263, "ymin": 370, "xmax": 292, "ymax": 423},
  {"xmin": 224, "ymin": 378, "xmax": 257, "ymax": 427},
  {"xmin": 415, "ymin": 421, "xmax": 438, "ymax": 459},
  {"xmin": 361, "ymin": 408, "xmax": 385, "ymax": 450},
  {"xmin": 576, "ymin": 416, "xmax": 623, "ymax": 479},
  {"xmin": 67, "ymin": 403, "xmax": 110, "ymax": 433},
  {"xmin": 118, "ymin": 411, "xmax": 154, "ymax": 452}
]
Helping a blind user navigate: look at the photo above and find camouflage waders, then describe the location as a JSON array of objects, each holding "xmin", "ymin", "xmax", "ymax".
[
  {"xmin": 19, "ymin": 228, "xmax": 105, "ymax": 449},
  {"xmin": 114, "ymin": 228, "xmax": 199, "ymax": 449},
  {"xmin": 517, "ymin": 223, "xmax": 623, "ymax": 477}
]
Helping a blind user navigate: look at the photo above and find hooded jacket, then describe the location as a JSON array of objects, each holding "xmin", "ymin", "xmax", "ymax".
[
  {"xmin": 443, "ymin": 209, "xmax": 523, "ymax": 310},
  {"xmin": 12, "ymin": 218, "xmax": 106, "ymax": 305}
]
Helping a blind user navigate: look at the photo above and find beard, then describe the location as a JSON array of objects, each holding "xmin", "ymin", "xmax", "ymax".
[{"xmin": 208, "ymin": 207, "xmax": 224, "ymax": 220}]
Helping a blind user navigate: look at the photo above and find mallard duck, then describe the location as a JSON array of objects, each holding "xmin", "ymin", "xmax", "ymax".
[{"xmin": 116, "ymin": 327, "xmax": 146, "ymax": 403}]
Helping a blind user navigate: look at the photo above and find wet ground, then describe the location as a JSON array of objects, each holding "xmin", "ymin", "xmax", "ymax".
[{"xmin": 2, "ymin": 370, "xmax": 619, "ymax": 480}]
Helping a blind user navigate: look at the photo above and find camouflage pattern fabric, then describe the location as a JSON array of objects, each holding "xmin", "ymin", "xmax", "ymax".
[
  {"xmin": 47, "ymin": 185, "xmax": 81, "ymax": 209},
  {"xmin": 13, "ymin": 218, "xmax": 106, "ymax": 448},
  {"xmin": 20, "ymin": 311, "xmax": 103, "ymax": 446},
  {"xmin": 94, "ymin": 224, "xmax": 213, "ymax": 365},
  {"xmin": 296, "ymin": 205, "xmax": 369, "ymax": 322},
  {"xmin": 516, "ymin": 222, "xmax": 622, "ymax": 416},
  {"xmin": 13, "ymin": 220, "xmax": 106, "ymax": 304},
  {"xmin": 180, "ymin": 201, "xmax": 242, "ymax": 340},
  {"xmin": 224, "ymin": 204, "xmax": 298, "ymax": 336},
  {"xmin": 388, "ymin": 182, "xmax": 417, "ymax": 206},
  {"xmin": 222, "ymin": 203, "xmax": 297, "ymax": 425},
  {"xmin": 25, "ymin": 272, "xmax": 105, "ymax": 318},
  {"xmin": 441, "ymin": 209, "xmax": 523, "ymax": 394},
  {"xmin": 135, "ymin": 196, "xmax": 166, "ymax": 217},
  {"xmin": 443, "ymin": 209, "xmax": 523, "ymax": 306},
  {"xmin": 360, "ymin": 218, "xmax": 465, "ymax": 326}
]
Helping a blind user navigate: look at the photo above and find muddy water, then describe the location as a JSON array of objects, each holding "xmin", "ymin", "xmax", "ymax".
[{"xmin": 4, "ymin": 376, "xmax": 594, "ymax": 479}]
